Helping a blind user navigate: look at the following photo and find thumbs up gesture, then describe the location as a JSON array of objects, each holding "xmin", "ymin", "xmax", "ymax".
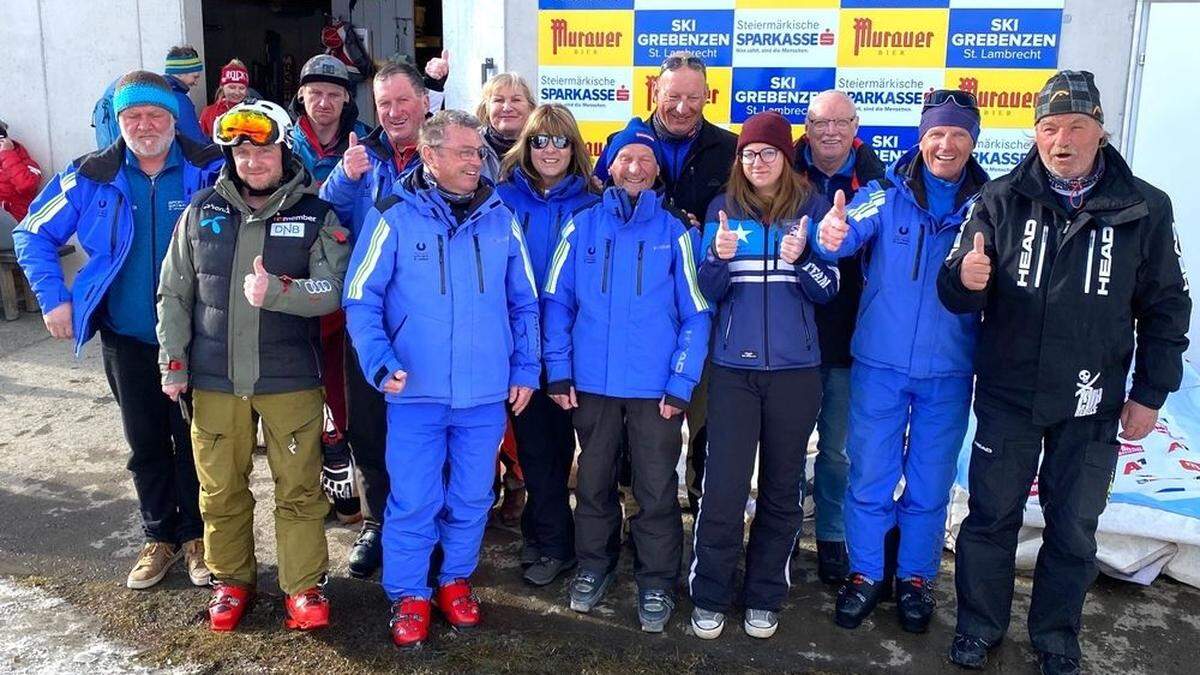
[
  {"xmin": 714, "ymin": 210, "xmax": 738, "ymax": 260},
  {"xmin": 244, "ymin": 255, "xmax": 272, "ymax": 307},
  {"xmin": 343, "ymin": 131, "xmax": 370, "ymax": 181},
  {"xmin": 780, "ymin": 215, "xmax": 810, "ymax": 264},
  {"xmin": 960, "ymin": 232, "xmax": 992, "ymax": 291},
  {"xmin": 818, "ymin": 189, "xmax": 850, "ymax": 253},
  {"xmin": 425, "ymin": 49, "xmax": 450, "ymax": 81}
]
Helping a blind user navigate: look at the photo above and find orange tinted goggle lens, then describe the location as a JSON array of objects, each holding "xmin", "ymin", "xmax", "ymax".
[{"xmin": 216, "ymin": 111, "xmax": 277, "ymax": 145}]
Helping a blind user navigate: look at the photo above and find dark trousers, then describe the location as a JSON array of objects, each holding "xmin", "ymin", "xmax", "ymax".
[
  {"xmin": 512, "ymin": 388, "xmax": 577, "ymax": 560},
  {"xmin": 346, "ymin": 339, "xmax": 388, "ymax": 527},
  {"xmin": 689, "ymin": 366, "xmax": 822, "ymax": 613},
  {"xmin": 573, "ymin": 393, "xmax": 683, "ymax": 591},
  {"xmin": 100, "ymin": 328, "xmax": 201, "ymax": 544},
  {"xmin": 955, "ymin": 391, "xmax": 1121, "ymax": 660}
]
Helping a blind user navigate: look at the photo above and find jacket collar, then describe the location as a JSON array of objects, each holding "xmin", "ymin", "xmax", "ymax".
[
  {"xmin": 602, "ymin": 185, "xmax": 664, "ymax": 224},
  {"xmin": 1009, "ymin": 144, "xmax": 1146, "ymax": 218},
  {"xmin": 214, "ymin": 157, "xmax": 313, "ymax": 217},
  {"xmin": 794, "ymin": 136, "xmax": 886, "ymax": 193},
  {"xmin": 76, "ymin": 134, "xmax": 222, "ymax": 184},
  {"xmin": 399, "ymin": 167, "xmax": 503, "ymax": 226},
  {"xmin": 888, "ymin": 146, "xmax": 989, "ymax": 220},
  {"xmin": 509, "ymin": 168, "xmax": 588, "ymax": 204}
]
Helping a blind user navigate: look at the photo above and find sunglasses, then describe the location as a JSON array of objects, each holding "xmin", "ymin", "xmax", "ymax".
[
  {"xmin": 922, "ymin": 89, "xmax": 978, "ymax": 112},
  {"xmin": 214, "ymin": 110, "xmax": 280, "ymax": 146},
  {"xmin": 529, "ymin": 134, "xmax": 570, "ymax": 150},
  {"xmin": 660, "ymin": 55, "xmax": 707, "ymax": 75}
]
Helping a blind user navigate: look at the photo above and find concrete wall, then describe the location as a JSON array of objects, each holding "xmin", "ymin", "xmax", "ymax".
[{"xmin": 0, "ymin": 0, "xmax": 203, "ymax": 177}]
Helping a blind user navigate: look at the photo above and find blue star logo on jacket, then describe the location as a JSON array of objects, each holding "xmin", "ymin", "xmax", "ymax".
[{"xmin": 200, "ymin": 215, "xmax": 224, "ymax": 234}]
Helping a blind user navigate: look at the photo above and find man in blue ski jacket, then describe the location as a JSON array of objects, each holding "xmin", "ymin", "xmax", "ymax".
[{"xmin": 342, "ymin": 110, "xmax": 540, "ymax": 649}]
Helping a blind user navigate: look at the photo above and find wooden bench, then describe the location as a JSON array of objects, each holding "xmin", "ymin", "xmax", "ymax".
[{"xmin": 0, "ymin": 245, "xmax": 75, "ymax": 321}]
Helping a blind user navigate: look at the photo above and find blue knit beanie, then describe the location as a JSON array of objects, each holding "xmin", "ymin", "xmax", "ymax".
[
  {"xmin": 113, "ymin": 71, "xmax": 179, "ymax": 119},
  {"xmin": 606, "ymin": 118, "xmax": 666, "ymax": 172}
]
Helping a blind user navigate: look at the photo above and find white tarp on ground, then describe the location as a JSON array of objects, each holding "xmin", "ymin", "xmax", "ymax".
[{"xmin": 947, "ymin": 364, "xmax": 1200, "ymax": 589}]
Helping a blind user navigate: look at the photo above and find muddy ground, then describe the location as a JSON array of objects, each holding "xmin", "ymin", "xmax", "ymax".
[{"xmin": 1, "ymin": 313, "xmax": 1198, "ymax": 674}]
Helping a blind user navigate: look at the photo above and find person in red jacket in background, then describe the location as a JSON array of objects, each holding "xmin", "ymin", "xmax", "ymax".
[
  {"xmin": 199, "ymin": 60, "xmax": 251, "ymax": 138},
  {"xmin": 0, "ymin": 119, "xmax": 42, "ymax": 222}
]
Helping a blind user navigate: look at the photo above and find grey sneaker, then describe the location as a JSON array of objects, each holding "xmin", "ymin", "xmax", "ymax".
[
  {"xmin": 523, "ymin": 556, "xmax": 576, "ymax": 587},
  {"xmin": 638, "ymin": 589, "xmax": 675, "ymax": 633},
  {"xmin": 568, "ymin": 570, "xmax": 614, "ymax": 613},
  {"xmin": 744, "ymin": 608, "xmax": 779, "ymax": 638},
  {"xmin": 690, "ymin": 607, "xmax": 725, "ymax": 639}
]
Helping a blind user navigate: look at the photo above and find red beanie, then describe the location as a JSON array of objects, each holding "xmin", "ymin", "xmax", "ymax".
[
  {"xmin": 737, "ymin": 111, "xmax": 795, "ymax": 165},
  {"xmin": 219, "ymin": 61, "xmax": 249, "ymax": 88}
]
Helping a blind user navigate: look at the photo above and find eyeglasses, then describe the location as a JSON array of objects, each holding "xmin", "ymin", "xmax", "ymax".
[
  {"xmin": 740, "ymin": 147, "xmax": 780, "ymax": 164},
  {"xmin": 922, "ymin": 89, "xmax": 978, "ymax": 112},
  {"xmin": 435, "ymin": 145, "xmax": 488, "ymax": 161},
  {"xmin": 807, "ymin": 116, "xmax": 856, "ymax": 132},
  {"xmin": 214, "ymin": 110, "xmax": 280, "ymax": 146},
  {"xmin": 529, "ymin": 134, "xmax": 570, "ymax": 150},
  {"xmin": 660, "ymin": 54, "xmax": 707, "ymax": 75}
]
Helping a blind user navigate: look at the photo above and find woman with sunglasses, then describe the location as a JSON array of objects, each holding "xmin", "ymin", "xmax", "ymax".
[
  {"xmin": 689, "ymin": 111, "xmax": 838, "ymax": 640},
  {"xmin": 495, "ymin": 104, "xmax": 599, "ymax": 586},
  {"xmin": 476, "ymin": 73, "xmax": 537, "ymax": 182}
]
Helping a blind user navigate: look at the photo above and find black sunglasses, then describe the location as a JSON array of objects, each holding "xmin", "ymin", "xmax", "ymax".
[
  {"xmin": 922, "ymin": 89, "xmax": 978, "ymax": 112},
  {"xmin": 660, "ymin": 55, "xmax": 707, "ymax": 75},
  {"xmin": 529, "ymin": 134, "xmax": 570, "ymax": 150}
]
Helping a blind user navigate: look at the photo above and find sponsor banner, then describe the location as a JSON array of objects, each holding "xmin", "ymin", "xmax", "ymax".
[
  {"xmin": 731, "ymin": 9, "xmax": 839, "ymax": 68},
  {"xmin": 538, "ymin": 66, "xmax": 635, "ymax": 121},
  {"xmin": 637, "ymin": 0, "xmax": 734, "ymax": 8},
  {"xmin": 841, "ymin": 0, "xmax": 949, "ymax": 8},
  {"xmin": 836, "ymin": 67, "xmax": 944, "ymax": 126},
  {"xmin": 632, "ymin": 66, "xmax": 732, "ymax": 124},
  {"xmin": 837, "ymin": 8, "xmax": 949, "ymax": 68},
  {"xmin": 633, "ymin": 10, "xmax": 735, "ymax": 66},
  {"xmin": 736, "ymin": 0, "xmax": 838, "ymax": 7},
  {"xmin": 946, "ymin": 8, "xmax": 1062, "ymax": 68},
  {"xmin": 731, "ymin": 67, "xmax": 837, "ymax": 123},
  {"xmin": 579, "ymin": 120, "xmax": 628, "ymax": 164},
  {"xmin": 860, "ymin": 125, "xmax": 919, "ymax": 167},
  {"xmin": 539, "ymin": 10, "xmax": 634, "ymax": 66},
  {"xmin": 973, "ymin": 127, "xmax": 1034, "ymax": 178},
  {"xmin": 540, "ymin": 0, "xmax": 635, "ymax": 9},
  {"xmin": 948, "ymin": 0, "xmax": 1064, "ymax": 8},
  {"xmin": 946, "ymin": 67, "xmax": 1056, "ymax": 129}
]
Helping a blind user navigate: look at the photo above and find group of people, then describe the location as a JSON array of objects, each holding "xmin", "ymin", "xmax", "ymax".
[{"xmin": 10, "ymin": 40, "xmax": 1190, "ymax": 675}]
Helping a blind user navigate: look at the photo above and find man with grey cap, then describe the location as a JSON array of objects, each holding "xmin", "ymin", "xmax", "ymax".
[{"xmin": 939, "ymin": 70, "xmax": 1190, "ymax": 674}]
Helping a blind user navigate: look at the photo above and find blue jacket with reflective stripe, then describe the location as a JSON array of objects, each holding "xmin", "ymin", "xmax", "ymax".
[
  {"xmin": 495, "ymin": 170, "xmax": 599, "ymax": 292},
  {"xmin": 699, "ymin": 191, "xmax": 838, "ymax": 371},
  {"xmin": 813, "ymin": 147, "xmax": 987, "ymax": 378},
  {"xmin": 13, "ymin": 136, "xmax": 222, "ymax": 355},
  {"xmin": 542, "ymin": 186, "xmax": 713, "ymax": 405},
  {"xmin": 342, "ymin": 171, "xmax": 541, "ymax": 409}
]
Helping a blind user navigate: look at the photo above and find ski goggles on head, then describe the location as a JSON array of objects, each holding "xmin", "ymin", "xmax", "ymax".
[
  {"xmin": 214, "ymin": 109, "xmax": 281, "ymax": 146},
  {"xmin": 529, "ymin": 134, "xmax": 570, "ymax": 150},
  {"xmin": 660, "ymin": 54, "xmax": 706, "ymax": 75},
  {"xmin": 922, "ymin": 89, "xmax": 978, "ymax": 112}
]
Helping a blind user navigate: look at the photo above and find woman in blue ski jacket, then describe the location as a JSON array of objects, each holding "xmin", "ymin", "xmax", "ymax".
[
  {"xmin": 689, "ymin": 111, "xmax": 838, "ymax": 641},
  {"xmin": 495, "ymin": 104, "xmax": 599, "ymax": 586}
]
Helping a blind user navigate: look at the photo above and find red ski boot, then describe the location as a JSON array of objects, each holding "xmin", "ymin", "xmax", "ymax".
[
  {"xmin": 436, "ymin": 579, "xmax": 481, "ymax": 630},
  {"xmin": 389, "ymin": 596, "xmax": 431, "ymax": 649},
  {"xmin": 284, "ymin": 587, "xmax": 330, "ymax": 630},
  {"xmin": 208, "ymin": 582, "xmax": 254, "ymax": 632}
]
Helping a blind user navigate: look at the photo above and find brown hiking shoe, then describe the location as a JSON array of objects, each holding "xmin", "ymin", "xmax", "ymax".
[
  {"xmin": 126, "ymin": 542, "xmax": 181, "ymax": 590},
  {"xmin": 183, "ymin": 538, "xmax": 211, "ymax": 587}
]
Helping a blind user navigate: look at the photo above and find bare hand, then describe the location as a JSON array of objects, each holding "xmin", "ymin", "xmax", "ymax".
[
  {"xmin": 818, "ymin": 189, "xmax": 849, "ymax": 253},
  {"xmin": 243, "ymin": 255, "xmax": 271, "ymax": 307},
  {"xmin": 550, "ymin": 386, "xmax": 578, "ymax": 410},
  {"xmin": 343, "ymin": 131, "xmax": 370, "ymax": 181},
  {"xmin": 659, "ymin": 396, "xmax": 683, "ymax": 419},
  {"xmin": 424, "ymin": 50, "xmax": 449, "ymax": 80},
  {"xmin": 960, "ymin": 232, "xmax": 992, "ymax": 291},
  {"xmin": 714, "ymin": 210, "xmax": 738, "ymax": 260},
  {"xmin": 780, "ymin": 215, "xmax": 810, "ymax": 264},
  {"xmin": 509, "ymin": 385, "xmax": 534, "ymax": 415},
  {"xmin": 685, "ymin": 211, "xmax": 701, "ymax": 229},
  {"xmin": 42, "ymin": 302, "xmax": 73, "ymax": 340},
  {"xmin": 382, "ymin": 370, "xmax": 408, "ymax": 395},
  {"xmin": 162, "ymin": 382, "xmax": 188, "ymax": 401},
  {"xmin": 1119, "ymin": 399, "xmax": 1158, "ymax": 441}
]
